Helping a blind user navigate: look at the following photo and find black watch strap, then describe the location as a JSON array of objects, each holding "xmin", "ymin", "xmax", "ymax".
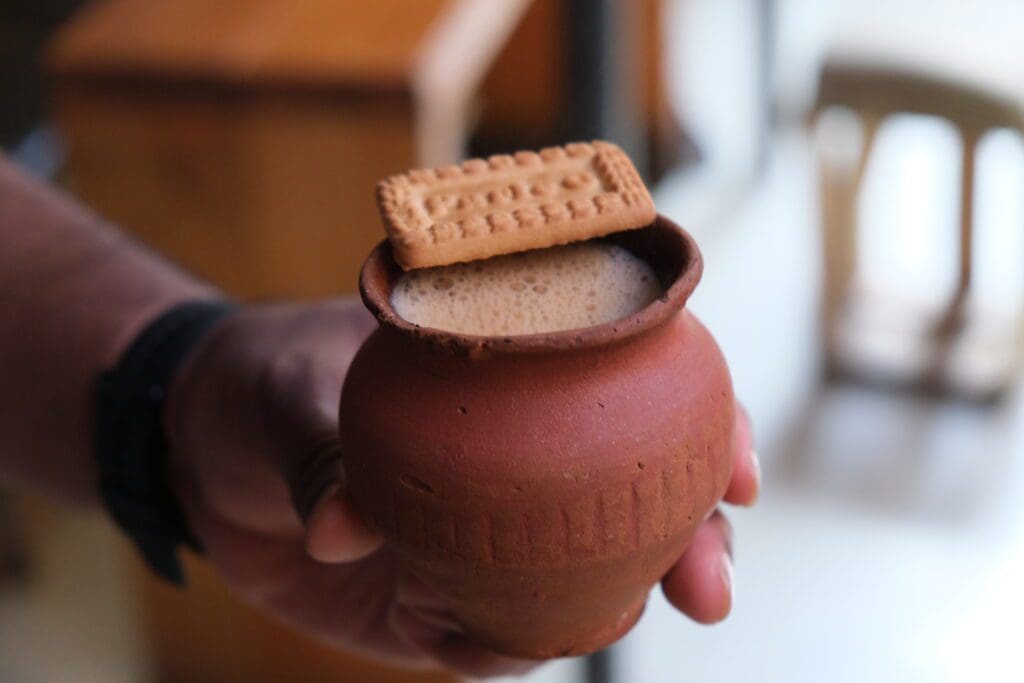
[{"xmin": 96, "ymin": 300, "xmax": 236, "ymax": 585}]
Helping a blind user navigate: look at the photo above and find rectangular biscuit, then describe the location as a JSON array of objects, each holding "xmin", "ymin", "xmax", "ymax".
[{"xmin": 376, "ymin": 140, "xmax": 656, "ymax": 270}]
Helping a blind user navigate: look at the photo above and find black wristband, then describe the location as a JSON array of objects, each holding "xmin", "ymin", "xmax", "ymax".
[{"xmin": 96, "ymin": 300, "xmax": 236, "ymax": 585}]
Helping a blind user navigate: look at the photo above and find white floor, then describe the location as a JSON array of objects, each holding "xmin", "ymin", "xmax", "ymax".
[{"xmin": 0, "ymin": 503, "xmax": 148, "ymax": 683}]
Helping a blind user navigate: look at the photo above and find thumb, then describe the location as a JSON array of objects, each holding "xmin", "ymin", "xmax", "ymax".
[
  {"xmin": 251, "ymin": 311, "xmax": 385, "ymax": 565},
  {"xmin": 279, "ymin": 421, "xmax": 383, "ymax": 564},
  {"xmin": 304, "ymin": 479, "xmax": 383, "ymax": 564},
  {"xmin": 262, "ymin": 353, "xmax": 383, "ymax": 564}
]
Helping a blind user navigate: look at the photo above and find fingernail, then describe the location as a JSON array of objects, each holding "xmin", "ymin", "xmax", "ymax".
[
  {"xmin": 749, "ymin": 450, "xmax": 761, "ymax": 506},
  {"xmin": 720, "ymin": 552, "xmax": 734, "ymax": 600}
]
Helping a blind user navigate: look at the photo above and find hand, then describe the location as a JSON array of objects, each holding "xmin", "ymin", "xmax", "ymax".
[
  {"xmin": 165, "ymin": 299, "xmax": 529, "ymax": 677},
  {"xmin": 165, "ymin": 298, "xmax": 760, "ymax": 678}
]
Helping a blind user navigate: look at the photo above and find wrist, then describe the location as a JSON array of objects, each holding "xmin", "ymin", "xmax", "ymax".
[{"xmin": 96, "ymin": 299, "xmax": 238, "ymax": 584}]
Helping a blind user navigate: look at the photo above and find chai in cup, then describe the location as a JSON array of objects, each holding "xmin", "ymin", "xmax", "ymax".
[{"xmin": 390, "ymin": 241, "xmax": 663, "ymax": 335}]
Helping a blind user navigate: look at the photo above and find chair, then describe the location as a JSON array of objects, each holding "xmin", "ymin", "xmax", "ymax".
[{"xmin": 812, "ymin": 0, "xmax": 1024, "ymax": 399}]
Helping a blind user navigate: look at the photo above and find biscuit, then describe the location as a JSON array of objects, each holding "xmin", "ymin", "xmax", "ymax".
[{"xmin": 376, "ymin": 141, "xmax": 656, "ymax": 270}]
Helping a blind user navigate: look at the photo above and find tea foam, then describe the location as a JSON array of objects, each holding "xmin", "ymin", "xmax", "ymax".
[{"xmin": 391, "ymin": 242, "xmax": 662, "ymax": 336}]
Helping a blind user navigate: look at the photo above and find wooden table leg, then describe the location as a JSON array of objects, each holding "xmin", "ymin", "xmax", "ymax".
[
  {"xmin": 818, "ymin": 110, "xmax": 880, "ymax": 367},
  {"xmin": 935, "ymin": 125, "xmax": 980, "ymax": 338}
]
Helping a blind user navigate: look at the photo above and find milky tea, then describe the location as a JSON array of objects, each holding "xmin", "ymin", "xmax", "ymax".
[{"xmin": 391, "ymin": 241, "xmax": 662, "ymax": 336}]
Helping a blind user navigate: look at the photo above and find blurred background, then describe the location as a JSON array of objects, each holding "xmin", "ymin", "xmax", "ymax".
[{"xmin": 2, "ymin": 0, "xmax": 1023, "ymax": 681}]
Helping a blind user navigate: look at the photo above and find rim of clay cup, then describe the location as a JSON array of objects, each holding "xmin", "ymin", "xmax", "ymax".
[{"xmin": 359, "ymin": 213, "xmax": 703, "ymax": 357}]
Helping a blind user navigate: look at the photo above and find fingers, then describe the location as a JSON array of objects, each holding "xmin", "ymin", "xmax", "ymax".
[
  {"xmin": 305, "ymin": 486, "xmax": 384, "ymax": 563},
  {"xmin": 391, "ymin": 571, "xmax": 465, "ymax": 639},
  {"xmin": 391, "ymin": 608, "xmax": 537, "ymax": 679},
  {"xmin": 419, "ymin": 633, "xmax": 538, "ymax": 680},
  {"xmin": 661, "ymin": 510, "xmax": 733, "ymax": 624},
  {"xmin": 285, "ymin": 432, "xmax": 386, "ymax": 564},
  {"xmin": 254, "ymin": 350, "xmax": 385, "ymax": 563},
  {"xmin": 723, "ymin": 403, "xmax": 760, "ymax": 507},
  {"xmin": 389, "ymin": 573, "xmax": 538, "ymax": 679}
]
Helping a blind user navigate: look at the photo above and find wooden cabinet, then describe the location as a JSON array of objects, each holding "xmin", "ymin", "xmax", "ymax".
[{"xmin": 48, "ymin": 0, "xmax": 530, "ymax": 300}]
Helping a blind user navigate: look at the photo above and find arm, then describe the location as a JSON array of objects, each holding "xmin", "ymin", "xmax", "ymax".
[{"xmin": 0, "ymin": 154, "xmax": 212, "ymax": 504}]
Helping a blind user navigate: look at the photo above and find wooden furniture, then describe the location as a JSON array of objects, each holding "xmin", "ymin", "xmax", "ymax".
[
  {"xmin": 48, "ymin": 0, "xmax": 530, "ymax": 300},
  {"xmin": 812, "ymin": 0, "xmax": 1024, "ymax": 399},
  {"xmin": 0, "ymin": 492, "xmax": 27, "ymax": 583},
  {"xmin": 46, "ymin": 2, "xmax": 532, "ymax": 681},
  {"xmin": 0, "ymin": 1, "xmax": 82, "ymax": 146},
  {"xmin": 45, "ymin": 0, "xmax": 687, "ymax": 299}
]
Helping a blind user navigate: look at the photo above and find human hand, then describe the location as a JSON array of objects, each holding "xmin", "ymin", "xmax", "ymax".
[
  {"xmin": 166, "ymin": 298, "xmax": 531, "ymax": 677},
  {"xmin": 165, "ymin": 298, "xmax": 759, "ymax": 678}
]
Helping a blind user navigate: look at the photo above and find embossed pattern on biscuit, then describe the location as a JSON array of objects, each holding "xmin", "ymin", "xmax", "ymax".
[{"xmin": 376, "ymin": 141, "xmax": 656, "ymax": 270}]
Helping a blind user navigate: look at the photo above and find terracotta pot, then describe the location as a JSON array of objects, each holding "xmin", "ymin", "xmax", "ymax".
[{"xmin": 340, "ymin": 215, "xmax": 735, "ymax": 658}]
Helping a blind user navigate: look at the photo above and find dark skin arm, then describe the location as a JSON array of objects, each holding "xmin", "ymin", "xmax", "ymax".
[
  {"xmin": 0, "ymin": 155, "xmax": 760, "ymax": 677},
  {"xmin": 0, "ymin": 154, "xmax": 213, "ymax": 503}
]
